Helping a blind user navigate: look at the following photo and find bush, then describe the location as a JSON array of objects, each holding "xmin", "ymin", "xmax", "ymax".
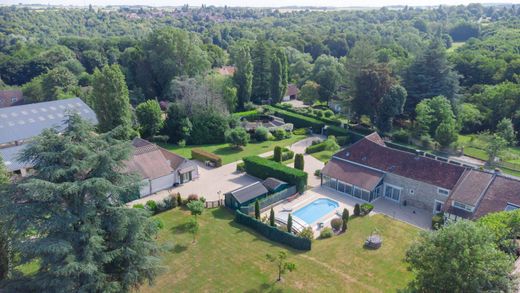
[
  {"xmin": 320, "ymin": 227, "xmax": 334, "ymax": 239},
  {"xmin": 272, "ymin": 128, "xmax": 286, "ymax": 140},
  {"xmin": 151, "ymin": 135, "xmax": 169, "ymax": 143},
  {"xmin": 294, "ymin": 153, "xmax": 304, "ymax": 170},
  {"xmin": 341, "ymin": 208, "xmax": 349, "ymax": 232},
  {"xmin": 232, "ymin": 109, "xmax": 259, "ymax": 118},
  {"xmin": 293, "ymin": 128, "xmax": 310, "ymax": 135},
  {"xmin": 153, "ymin": 218, "xmax": 165, "ymax": 230},
  {"xmin": 225, "ymin": 127, "xmax": 250, "ymax": 148},
  {"xmin": 162, "ymin": 194, "xmax": 177, "ymax": 210},
  {"xmin": 187, "ymin": 194, "xmax": 199, "ymax": 202},
  {"xmin": 254, "ymin": 126, "xmax": 270, "ymax": 142},
  {"xmin": 243, "ymin": 156, "xmax": 308, "ymax": 193},
  {"xmin": 234, "ymin": 210, "xmax": 311, "ymax": 250},
  {"xmin": 314, "ymin": 169, "xmax": 321, "ymax": 177},
  {"xmin": 330, "ymin": 218, "xmax": 343, "ymax": 231},
  {"xmin": 360, "ymin": 203, "xmax": 374, "ymax": 215},
  {"xmin": 273, "ymin": 146, "xmax": 282, "ymax": 162},
  {"xmin": 178, "ymin": 139, "xmax": 186, "ymax": 147},
  {"xmin": 392, "ymin": 128, "xmax": 411, "ymax": 144},
  {"xmin": 432, "ymin": 213, "xmax": 445, "ymax": 230},
  {"xmin": 265, "ymin": 105, "xmax": 325, "ymax": 133},
  {"xmin": 243, "ymin": 102, "xmax": 257, "ymax": 111},
  {"xmin": 323, "ymin": 109, "xmax": 334, "ymax": 118},
  {"xmin": 420, "ymin": 134, "xmax": 434, "ymax": 149},
  {"xmin": 192, "ymin": 148, "xmax": 222, "ymax": 167},
  {"xmin": 354, "ymin": 204, "xmax": 361, "ymax": 216},
  {"xmin": 299, "ymin": 227, "xmax": 314, "ymax": 241},
  {"xmin": 236, "ymin": 162, "xmax": 245, "ymax": 172},
  {"xmin": 176, "ymin": 193, "xmax": 182, "ymax": 206},
  {"xmin": 145, "ymin": 200, "xmax": 157, "ymax": 212},
  {"xmin": 133, "ymin": 204, "xmax": 145, "ymax": 209},
  {"xmin": 336, "ymin": 136, "xmax": 348, "ymax": 146},
  {"xmin": 281, "ymin": 148, "xmax": 294, "ymax": 161},
  {"xmin": 305, "ymin": 136, "xmax": 340, "ymax": 154}
]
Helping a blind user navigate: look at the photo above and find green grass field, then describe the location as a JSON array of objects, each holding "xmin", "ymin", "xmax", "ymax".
[
  {"xmin": 160, "ymin": 135, "xmax": 306, "ymax": 165},
  {"xmin": 310, "ymin": 149, "xmax": 336, "ymax": 163},
  {"xmin": 447, "ymin": 41, "xmax": 465, "ymax": 53},
  {"xmin": 141, "ymin": 207, "xmax": 419, "ymax": 293}
]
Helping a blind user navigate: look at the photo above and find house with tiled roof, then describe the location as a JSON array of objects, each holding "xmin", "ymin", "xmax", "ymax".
[
  {"xmin": 282, "ymin": 84, "xmax": 299, "ymax": 101},
  {"xmin": 125, "ymin": 138, "xmax": 199, "ymax": 197},
  {"xmin": 321, "ymin": 132, "xmax": 520, "ymax": 219},
  {"xmin": 0, "ymin": 90, "xmax": 23, "ymax": 108}
]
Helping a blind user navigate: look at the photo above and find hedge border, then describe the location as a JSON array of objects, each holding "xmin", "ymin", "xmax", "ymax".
[
  {"xmin": 243, "ymin": 156, "xmax": 307, "ymax": 193},
  {"xmin": 265, "ymin": 105, "xmax": 325, "ymax": 133},
  {"xmin": 191, "ymin": 148, "xmax": 223, "ymax": 167}
]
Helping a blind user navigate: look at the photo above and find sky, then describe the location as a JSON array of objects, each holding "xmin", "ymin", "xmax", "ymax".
[{"xmin": 2, "ymin": 0, "xmax": 519, "ymax": 7}]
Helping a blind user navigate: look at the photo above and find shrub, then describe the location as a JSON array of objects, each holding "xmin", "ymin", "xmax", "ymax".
[
  {"xmin": 199, "ymin": 197, "xmax": 206, "ymax": 203},
  {"xmin": 232, "ymin": 109, "xmax": 259, "ymax": 118},
  {"xmin": 133, "ymin": 204, "xmax": 145, "ymax": 209},
  {"xmin": 243, "ymin": 102, "xmax": 257, "ymax": 111},
  {"xmin": 432, "ymin": 213, "xmax": 445, "ymax": 230},
  {"xmin": 269, "ymin": 208, "xmax": 276, "ymax": 226},
  {"xmin": 287, "ymin": 213, "xmax": 293, "ymax": 233},
  {"xmin": 293, "ymin": 128, "xmax": 310, "ymax": 135},
  {"xmin": 272, "ymin": 128, "xmax": 286, "ymax": 140},
  {"xmin": 331, "ymin": 218, "xmax": 343, "ymax": 231},
  {"xmin": 187, "ymin": 194, "xmax": 199, "ymax": 202},
  {"xmin": 299, "ymin": 227, "xmax": 314, "ymax": 241},
  {"xmin": 153, "ymin": 218, "xmax": 164, "ymax": 230},
  {"xmin": 236, "ymin": 162, "xmax": 245, "ymax": 172},
  {"xmin": 162, "ymin": 194, "xmax": 177, "ymax": 210},
  {"xmin": 273, "ymin": 146, "xmax": 282, "ymax": 162},
  {"xmin": 360, "ymin": 203, "xmax": 374, "ymax": 216},
  {"xmin": 323, "ymin": 109, "xmax": 334, "ymax": 118},
  {"xmin": 420, "ymin": 134, "xmax": 434, "ymax": 149},
  {"xmin": 151, "ymin": 135, "xmax": 169, "ymax": 143},
  {"xmin": 145, "ymin": 200, "xmax": 157, "ymax": 213},
  {"xmin": 255, "ymin": 200, "xmax": 260, "ymax": 219},
  {"xmin": 243, "ymin": 156, "xmax": 308, "ymax": 193},
  {"xmin": 341, "ymin": 208, "xmax": 349, "ymax": 232},
  {"xmin": 320, "ymin": 227, "xmax": 334, "ymax": 239},
  {"xmin": 177, "ymin": 139, "xmax": 186, "ymax": 147},
  {"xmin": 314, "ymin": 169, "xmax": 321, "ymax": 177},
  {"xmin": 305, "ymin": 136, "xmax": 340, "ymax": 154},
  {"xmin": 225, "ymin": 127, "xmax": 250, "ymax": 148},
  {"xmin": 191, "ymin": 148, "xmax": 222, "ymax": 167},
  {"xmin": 392, "ymin": 128, "xmax": 411, "ymax": 144},
  {"xmin": 354, "ymin": 204, "xmax": 361, "ymax": 216},
  {"xmin": 176, "ymin": 193, "xmax": 182, "ymax": 206},
  {"xmin": 265, "ymin": 105, "xmax": 325, "ymax": 133},
  {"xmin": 294, "ymin": 154, "xmax": 304, "ymax": 170},
  {"xmin": 281, "ymin": 148, "xmax": 294, "ymax": 161},
  {"xmin": 254, "ymin": 126, "xmax": 270, "ymax": 142},
  {"xmin": 336, "ymin": 136, "xmax": 348, "ymax": 146}
]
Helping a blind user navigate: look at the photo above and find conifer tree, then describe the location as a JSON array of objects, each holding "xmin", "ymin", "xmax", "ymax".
[
  {"xmin": 233, "ymin": 45, "xmax": 253, "ymax": 110},
  {"xmin": 287, "ymin": 213, "xmax": 293, "ymax": 233},
  {"xmin": 1, "ymin": 114, "xmax": 161, "ymax": 292},
  {"xmin": 294, "ymin": 154, "xmax": 304, "ymax": 170},
  {"xmin": 251, "ymin": 38, "xmax": 271, "ymax": 103},
  {"xmin": 255, "ymin": 200, "xmax": 260, "ymax": 219},
  {"xmin": 270, "ymin": 208, "xmax": 276, "ymax": 227}
]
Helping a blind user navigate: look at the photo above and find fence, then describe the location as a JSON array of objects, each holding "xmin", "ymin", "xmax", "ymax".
[
  {"xmin": 239, "ymin": 186, "xmax": 297, "ymax": 215},
  {"xmin": 496, "ymin": 161, "xmax": 520, "ymax": 172},
  {"xmin": 205, "ymin": 199, "xmax": 224, "ymax": 209}
]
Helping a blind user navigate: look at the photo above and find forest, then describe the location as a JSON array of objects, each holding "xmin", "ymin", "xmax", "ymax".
[{"xmin": 1, "ymin": 4, "xmax": 520, "ymax": 166}]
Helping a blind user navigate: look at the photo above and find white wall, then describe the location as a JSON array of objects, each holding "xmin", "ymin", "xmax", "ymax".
[{"xmin": 150, "ymin": 173, "xmax": 175, "ymax": 194}]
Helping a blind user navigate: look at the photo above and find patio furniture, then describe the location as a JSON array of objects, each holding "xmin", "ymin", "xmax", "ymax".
[
  {"xmin": 282, "ymin": 205, "xmax": 292, "ymax": 212},
  {"xmin": 364, "ymin": 233, "xmax": 382, "ymax": 249}
]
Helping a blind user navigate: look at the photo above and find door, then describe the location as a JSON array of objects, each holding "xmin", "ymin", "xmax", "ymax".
[
  {"xmin": 433, "ymin": 200, "xmax": 444, "ymax": 214},
  {"xmin": 384, "ymin": 184, "xmax": 401, "ymax": 202}
]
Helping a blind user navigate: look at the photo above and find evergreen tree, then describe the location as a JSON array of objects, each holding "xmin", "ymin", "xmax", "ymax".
[
  {"xmin": 269, "ymin": 208, "xmax": 275, "ymax": 227},
  {"xmin": 270, "ymin": 53, "xmax": 283, "ymax": 104},
  {"xmin": 287, "ymin": 213, "xmax": 293, "ymax": 233},
  {"xmin": 1, "ymin": 114, "xmax": 161, "ymax": 292},
  {"xmin": 251, "ymin": 38, "xmax": 271, "ymax": 103},
  {"xmin": 273, "ymin": 146, "xmax": 282, "ymax": 163},
  {"xmin": 0, "ymin": 157, "xmax": 11, "ymax": 280},
  {"xmin": 376, "ymin": 85, "xmax": 407, "ymax": 133},
  {"xmin": 91, "ymin": 64, "xmax": 133, "ymax": 137},
  {"xmin": 233, "ymin": 45, "xmax": 253, "ymax": 110},
  {"xmin": 404, "ymin": 39, "xmax": 460, "ymax": 114},
  {"xmin": 254, "ymin": 200, "xmax": 260, "ymax": 219},
  {"xmin": 136, "ymin": 99, "xmax": 163, "ymax": 139},
  {"xmin": 294, "ymin": 154, "xmax": 304, "ymax": 170},
  {"xmin": 354, "ymin": 204, "xmax": 360, "ymax": 216},
  {"xmin": 341, "ymin": 208, "xmax": 349, "ymax": 232}
]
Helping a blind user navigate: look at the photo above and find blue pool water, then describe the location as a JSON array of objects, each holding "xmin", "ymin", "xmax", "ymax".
[{"xmin": 293, "ymin": 198, "xmax": 339, "ymax": 224}]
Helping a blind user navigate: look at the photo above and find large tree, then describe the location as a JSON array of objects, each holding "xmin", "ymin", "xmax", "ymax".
[
  {"xmin": 91, "ymin": 64, "xmax": 133, "ymax": 137},
  {"xmin": 136, "ymin": 99, "xmax": 163, "ymax": 139},
  {"xmin": 376, "ymin": 85, "xmax": 407, "ymax": 133},
  {"xmin": 311, "ymin": 54, "xmax": 343, "ymax": 101},
  {"xmin": 415, "ymin": 96, "xmax": 457, "ymax": 143},
  {"xmin": 233, "ymin": 45, "xmax": 253, "ymax": 110},
  {"xmin": 405, "ymin": 220, "xmax": 514, "ymax": 292},
  {"xmin": 251, "ymin": 38, "xmax": 272, "ymax": 103},
  {"xmin": 404, "ymin": 39, "xmax": 460, "ymax": 114},
  {"xmin": 0, "ymin": 114, "xmax": 161, "ymax": 292},
  {"xmin": 353, "ymin": 63, "xmax": 395, "ymax": 118},
  {"xmin": 0, "ymin": 157, "xmax": 10, "ymax": 281}
]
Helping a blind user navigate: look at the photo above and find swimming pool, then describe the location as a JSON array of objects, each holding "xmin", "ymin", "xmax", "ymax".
[{"xmin": 293, "ymin": 198, "xmax": 339, "ymax": 224}]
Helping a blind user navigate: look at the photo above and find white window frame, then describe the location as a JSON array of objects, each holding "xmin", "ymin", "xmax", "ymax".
[
  {"xmin": 384, "ymin": 183, "xmax": 402, "ymax": 203},
  {"xmin": 453, "ymin": 201, "xmax": 474, "ymax": 212},
  {"xmin": 437, "ymin": 188, "xmax": 450, "ymax": 196},
  {"xmin": 433, "ymin": 200, "xmax": 444, "ymax": 214}
]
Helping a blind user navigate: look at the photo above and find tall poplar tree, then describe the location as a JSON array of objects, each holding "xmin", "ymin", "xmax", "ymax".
[
  {"xmin": 233, "ymin": 45, "xmax": 253, "ymax": 110},
  {"xmin": 91, "ymin": 64, "xmax": 133, "ymax": 137},
  {"xmin": 270, "ymin": 48, "xmax": 288, "ymax": 104},
  {"xmin": 251, "ymin": 38, "xmax": 271, "ymax": 103},
  {"xmin": 1, "ymin": 114, "xmax": 161, "ymax": 292},
  {"xmin": 0, "ymin": 157, "xmax": 10, "ymax": 281}
]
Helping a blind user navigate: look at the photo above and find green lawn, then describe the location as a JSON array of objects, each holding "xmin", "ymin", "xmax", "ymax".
[
  {"xmin": 310, "ymin": 149, "xmax": 336, "ymax": 163},
  {"xmin": 447, "ymin": 41, "xmax": 465, "ymax": 53},
  {"xmin": 160, "ymin": 135, "xmax": 306, "ymax": 165},
  {"xmin": 141, "ymin": 207, "xmax": 419, "ymax": 292}
]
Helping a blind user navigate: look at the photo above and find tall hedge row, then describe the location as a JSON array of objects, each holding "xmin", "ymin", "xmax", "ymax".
[
  {"xmin": 272, "ymin": 104, "xmax": 342, "ymax": 127},
  {"xmin": 325, "ymin": 126, "xmax": 365, "ymax": 144},
  {"xmin": 191, "ymin": 148, "xmax": 223, "ymax": 167},
  {"xmin": 243, "ymin": 156, "xmax": 307, "ymax": 193},
  {"xmin": 265, "ymin": 106, "xmax": 324, "ymax": 133},
  {"xmin": 235, "ymin": 210, "xmax": 311, "ymax": 251}
]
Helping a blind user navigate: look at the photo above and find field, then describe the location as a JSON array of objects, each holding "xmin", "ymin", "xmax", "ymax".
[
  {"xmin": 160, "ymin": 135, "xmax": 306, "ymax": 165},
  {"xmin": 310, "ymin": 149, "xmax": 336, "ymax": 163},
  {"xmin": 140, "ymin": 207, "xmax": 419, "ymax": 293}
]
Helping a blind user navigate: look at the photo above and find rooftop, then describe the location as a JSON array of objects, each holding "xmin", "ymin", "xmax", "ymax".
[
  {"xmin": 322, "ymin": 158, "xmax": 384, "ymax": 191},
  {"xmin": 228, "ymin": 181, "xmax": 269, "ymax": 204}
]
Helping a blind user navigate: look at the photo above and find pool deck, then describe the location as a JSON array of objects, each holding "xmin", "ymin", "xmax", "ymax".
[{"xmin": 263, "ymin": 185, "xmax": 432, "ymax": 238}]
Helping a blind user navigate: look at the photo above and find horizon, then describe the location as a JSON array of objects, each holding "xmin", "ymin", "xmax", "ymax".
[{"xmin": 2, "ymin": 0, "xmax": 519, "ymax": 8}]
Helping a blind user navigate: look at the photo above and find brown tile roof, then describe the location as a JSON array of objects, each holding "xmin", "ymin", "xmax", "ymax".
[
  {"xmin": 448, "ymin": 169, "xmax": 494, "ymax": 206},
  {"xmin": 0, "ymin": 90, "xmax": 23, "ymax": 108},
  {"xmin": 472, "ymin": 175, "xmax": 520, "ymax": 219},
  {"xmin": 286, "ymin": 84, "xmax": 299, "ymax": 97},
  {"xmin": 364, "ymin": 132, "xmax": 386, "ymax": 146},
  {"xmin": 262, "ymin": 177, "xmax": 287, "ymax": 192},
  {"xmin": 216, "ymin": 66, "xmax": 236, "ymax": 76},
  {"xmin": 333, "ymin": 134, "xmax": 466, "ymax": 189},
  {"xmin": 322, "ymin": 158, "xmax": 384, "ymax": 191}
]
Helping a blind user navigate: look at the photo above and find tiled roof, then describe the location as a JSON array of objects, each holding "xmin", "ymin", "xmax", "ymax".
[
  {"xmin": 472, "ymin": 175, "xmax": 520, "ymax": 219},
  {"xmin": 286, "ymin": 84, "xmax": 299, "ymax": 97},
  {"xmin": 229, "ymin": 181, "xmax": 269, "ymax": 204},
  {"xmin": 448, "ymin": 169, "xmax": 494, "ymax": 206},
  {"xmin": 216, "ymin": 66, "xmax": 236, "ymax": 76},
  {"xmin": 333, "ymin": 134, "xmax": 466, "ymax": 189},
  {"xmin": 322, "ymin": 158, "xmax": 384, "ymax": 191},
  {"xmin": 262, "ymin": 177, "xmax": 287, "ymax": 192}
]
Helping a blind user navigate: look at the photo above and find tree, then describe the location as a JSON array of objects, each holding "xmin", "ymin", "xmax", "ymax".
[
  {"xmin": 311, "ymin": 55, "xmax": 343, "ymax": 101},
  {"xmin": 405, "ymin": 220, "xmax": 514, "ymax": 292},
  {"xmin": 265, "ymin": 251, "xmax": 296, "ymax": 282},
  {"xmin": 0, "ymin": 114, "xmax": 161, "ymax": 292},
  {"xmin": 270, "ymin": 48, "xmax": 288, "ymax": 104},
  {"xmin": 486, "ymin": 134, "xmax": 508, "ymax": 164},
  {"xmin": 187, "ymin": 200, "xmax": 205, "ymax": 218},
  {"xmin": 0, "ymin": 157, "xmax": 11, "ymax": 280},
  {"xmin": 341, "ymin": 208, "xmax": 349, "ymax": 232},
  {"xmin": 457, "ymin": 103, "xmax": 483, "ymax": 134},
  {"xmin": 497, "ymin": 118, "xmax": 517, "ymax": 146},
  {"xmin": 186, "ymin": 217, "xmax": 199, "ymax": 244},
  {"xmin": 299, "ymin": 80, "xmax": 320, "ymax": 105},
  {"xmin": 251, "ymin": 38, "xmax": 271, "ymax": 103},
  {"xmin": 404, "ymin": 39, "xmax": 460, "ymax": 114},
  {"xmin": 415, "ymin": 96, "xmax": 457, "ymax": 144},
  {"xmin": 273, "ymin": 146, "xmax": 282, "ymax": 163},
  {"xmin": 91, "ymin": 64, "xmax": 133, "ymax": 137},
  {"xmin": 269, "ymin": 208, "xmax": 275, "ymax": 227},
  {"xmin": 435, "ymin": 121, "xmax": 458, "ymax": 148},
  {"xmin": 376, "ymin": 85, "xmax": 407, "ymax": 133},
  {"xmin": 287, "ymin": 213, "xmax": 293, "ymax": 233},
  {"xmin": 225, "ymin": 127, "xmax": 250, "ymax": 148},
  {"xmin": 233, "ymin": 45, "xmax": 253, "ymax": 110},
  {"xmin": 136, "ymin": 100, "xmax": 163, "ymax": 139},
  {"xmin": 254, "ymin": 200, "xmax": 260, "ymax": 220},
  {"xmin": 354, "ymin": 204, "xmax": 360, "ymax": 216},
  {"xmin": 294, "ymin": 154, "xmax": 304, "ymax": 170},
  {"xmin": 353, "ymin": 63, "xmax": 395, "ymax": 118}
]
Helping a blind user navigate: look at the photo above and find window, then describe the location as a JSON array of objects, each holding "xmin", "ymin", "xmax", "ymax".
[
  {"xmin": 505, "ymin": 203, "xmax": 520, "ymax": 211},
  {"xmin": 384, "ymin": 184, "xmax": 401, "ymax": 202},
  {"xmin": 453, "ymin": 201, "xmax": 474, "ymax": 212},
  {"xmin": 353, "ymin": 186, "xmax": 362, "ymax": 198},
  {"xmin": 337, "ymin": 181, "xmax": 346, "ymax": 193},
  {"xmin": 344, "ymin": 184, "xmax": 352, "ymax": 195},
  {"xmin": 437, "ymin": 188, "xmax": 449, "ymax": 196}
]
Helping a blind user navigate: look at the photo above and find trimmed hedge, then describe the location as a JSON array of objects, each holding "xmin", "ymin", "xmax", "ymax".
[
  {"xmin": 265, "ymin": 106, "xmax": 324, "ymax": 133},
  {"xmin": 191, "ymin": 148, "xmax": 223, "ymax": 167},
  {"xmin": 235, "ymin": 210, "xmax": 311, "ymax": 251},
  {"xmin": 325, "ymin": 126, "xmax": 365, "ymax": 145},
  {"xmin": 232, "ymin": 109, "xmax": 259, "ymax": 118},
  {"xmin": 272, "ymin": 104, "xmax": 342, "ymax": 126},
  {"xmin": 243, "ymin": 156, "xmax": 307, "ymax": 193}
]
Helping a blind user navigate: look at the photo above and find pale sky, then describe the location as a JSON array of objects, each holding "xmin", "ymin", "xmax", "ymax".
[{"xmin": 1, "ymin": 0, "xmax": 519, "ymax": 7}]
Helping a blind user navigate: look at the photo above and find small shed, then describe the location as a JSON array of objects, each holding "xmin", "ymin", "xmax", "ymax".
[
  {"xmin": 262, "ymin": 177, "xmax": 288, "ymax": 193},
  {"xmin": 224, "ymin": 181, "xmax": 269, "ymax": 210}
]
